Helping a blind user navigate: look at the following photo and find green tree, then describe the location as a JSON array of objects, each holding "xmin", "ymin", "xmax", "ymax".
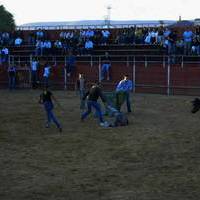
[{"xmin": 0, "ymin": 5, "xmax": 15, "ymax": 31}]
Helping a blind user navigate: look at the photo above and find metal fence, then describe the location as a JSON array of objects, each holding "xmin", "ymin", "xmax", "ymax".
[{"xmin": 3, "ymin": 54, "xmax": 200, "ymax": 95}]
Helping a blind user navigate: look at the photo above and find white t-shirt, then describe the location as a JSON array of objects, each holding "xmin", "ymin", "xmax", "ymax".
[
  {"xmin": 85, "ymin": 40, "xmax": 93, "ymax": 49},
  {"xmin": 2, "ymin": 48, "xmax": 9, "ymax": 55},
  {"xmin": 43, "ymin": 66, "xmax": 50, "ymax": 77},
  {"xmin": 31, "ymin": 61, "xmax": 38, "ymax": 71},
  {"xmin": 15, "ymin": 38, "xmax": 23, "ymax": 45}
]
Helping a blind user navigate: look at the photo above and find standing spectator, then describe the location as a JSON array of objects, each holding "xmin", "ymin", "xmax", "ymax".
[
  {"xmin": 101, "ymin": 29, "xmax": 110, "ymax": 45},
  {"xmin": 7, "ymin": 64, "xmax": 16, "ymax": 90},
  {"xmin": 31, "ymin": 58, "xmax": 39, "ymax": 88},
  {"xmin": 43, "ymin": 63, "xmax": 51, "ymax": 87},
  {"xmin": 14, "ymin": 36, "xmax": 23, "ymax": 46},
  {"xmin": 84, "ymin": 38, "xmax": 94, "ymax": 55},
  {"xmin": 75, "ymin": 73, "xmax": 87, "ymax": 111},
  {"xmin": 66, "ymin": 51, "xmax": 76, "ymax": 77},
  {"xmin": 1, "ymin": 46, "xmax": 9, "ymax": 63},
  {"xmin": 183, "ymin": 28, "xmax": 193, "ymax": 55},
  {"xmin": 116, "ymin": 75, "xmax": 133, "ymax": 112},
  {"xmin": 101, "ymin": 52, "xmax": 111, "ymax": 81},
  {"xmin": 168, "ymin": 29, "xmax": 177, "ymax": 63}
]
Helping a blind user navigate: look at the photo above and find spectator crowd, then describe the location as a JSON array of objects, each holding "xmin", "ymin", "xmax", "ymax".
[{"xmin": 1, "ymin": 25, "xmax": 200, "ymax": 66}]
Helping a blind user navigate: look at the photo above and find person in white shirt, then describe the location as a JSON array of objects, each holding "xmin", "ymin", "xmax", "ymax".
[
  {"xmin": 1, "ymin": 47, "xmax": 9, "ymax": 63},
  {"xmin": 14, "ymin": 37, "xmax": 23, "ymax": 46},
  {"xmin": 183, "ymin": 28, "xmax": 193, "ymax": 55},
  {"xmin": 101, "ymin": 29, "xmax": 110, "ymax": 45},
  {"xmin": 35, "ymin": 40, "xmax": 44, "ymax": 56},
  {"xmin": 31, "ymin": 58, "xmax": 39, "ymax": 88},
  {"xmin": 43, "ymin": 63, "xmax": 51, "ymax": 87},
  {"xmin": 43, "ymin": 40, "xmax": 52, "ymax": 55},
  {"xmin": 84, "ymin": 39, "xmax": 94, "ymax": 55}
]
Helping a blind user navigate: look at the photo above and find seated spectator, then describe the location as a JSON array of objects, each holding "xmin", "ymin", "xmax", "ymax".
[
  {"xmin": 101, "ymin": 29, "xmax": 110, "ymax": 45},
  {"xmin": 191, "ymin": 37, "xmax": 200, "ymax": 55},
  {"xmin": 150, "ymin": 28, "xmax": 158, "ymax": 44},
  {"xmin": 14, "ymin": 37, "xmax": 23, "ymax": 46},
  {"xmin": 28, "ymin": 31, "xmax": 35, "ymax": 45},
  {"xmin": 85, "ymin": 28, "xmax": 94, "ymax": 39},
  {"xmin": 1, "ymin": 46, "xmax": 9, "ymax": 63},
  {"xmin": 2, "ymin": 32, "xmax": 10, "ymax": 45},
  {"xmin": 84, "ymin": 38, "xmax": 94, "ymax": 55},
  {"xmin": 43, "ymin": 40, "xmax": 52, "ymax": 55},
  {"xmin": 53, "ymin": 40, "xmax": 62, "ymax": 54},
  {"xmin": 144, "ymin": 32, "xmax": 151, "ymax": 44},
  {"xmin": 36, "ymin": 29, "xmax": 44, "ymax": 40},
  {"xmin": 59, "ymin": 31, "xmax": 67, "ymax": 42},
  {"xmin": 135, "ymin": 28, "xmax": 143, "ymax": 44}
]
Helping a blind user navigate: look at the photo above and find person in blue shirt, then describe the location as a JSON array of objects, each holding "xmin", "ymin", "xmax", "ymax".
[{"xmin": 116, "ymin": 75, "xmax": 133, "ymax": 112}]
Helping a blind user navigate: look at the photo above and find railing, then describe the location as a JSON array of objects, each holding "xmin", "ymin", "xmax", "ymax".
[{"xmin": 2, "ymin": 54, "xmax": 200, "ymax": 95}]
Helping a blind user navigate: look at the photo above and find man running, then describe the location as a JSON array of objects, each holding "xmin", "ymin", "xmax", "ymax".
[{"xmin": 39, "ymin": 87, "xmax": 62, "ymax": 132}]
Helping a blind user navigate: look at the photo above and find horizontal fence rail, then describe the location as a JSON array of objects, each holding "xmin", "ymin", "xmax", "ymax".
[{"xmin": 1, "ymin": 54, "xmax": 200, "ymax": 96}]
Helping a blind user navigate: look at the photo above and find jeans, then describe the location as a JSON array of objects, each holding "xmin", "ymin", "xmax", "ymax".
[
  {"xmin": 31, "ymin": 71, "xmax": 38, "ymax": 88},
  {"xmin": 116, "ymin": 91, "xmax": 131, "ymax": 112},
  {"xmin": 44, "ymin": 101, "xmax": 61, "ymax": 128},
  {"xmin": 101, "ymin": 63, "xmax": 111, "ymax": 80},
  {"xmin": 8, "ymin": 75, "xmax": 16, "ymax": 90},
  {"xmin": 79, "ymin": 90, "xmax": 86, "ymax": 110},
  {"xmin": 81, "ymin": 100, "xmax": 104, "ymax": 123},
  {"xmin": 43, "ymin": 76, "xmax": 49, "ymax": 87}
]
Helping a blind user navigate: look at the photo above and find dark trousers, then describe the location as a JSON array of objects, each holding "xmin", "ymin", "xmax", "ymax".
[
  {"xmin": 81, "ymin": 100, "xmax": 104, "ymax": 123},
  {"xmin": 116, "ymin": 91, "xmax": 131, "ymax": 112}
]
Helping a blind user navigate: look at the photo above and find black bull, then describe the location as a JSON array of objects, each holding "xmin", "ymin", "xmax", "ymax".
[{"xmin": 191, "ymin": 98, "xmax": 200, "ymax": 113}]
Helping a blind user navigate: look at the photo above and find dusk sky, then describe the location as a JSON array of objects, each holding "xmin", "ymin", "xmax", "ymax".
[{"xmin": 0, "ymin": 0, "xmax": 199, "ymax": 25}]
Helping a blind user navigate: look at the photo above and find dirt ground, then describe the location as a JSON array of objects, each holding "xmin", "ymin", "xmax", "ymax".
[{"xmin": 0, "ymin": 90, "xmax": 200, "ymax": 200}]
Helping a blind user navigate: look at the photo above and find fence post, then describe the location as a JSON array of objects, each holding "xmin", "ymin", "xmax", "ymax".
[
  {"xmin": 127, "ymin": 56, "xmax": 129, "ymax": 67},
  {"xmin": 8, "ymin": 55, "xmax": 11, "ymax": 66},
  {"xmin": 145, "ymin": 55, "xmax": 148, "ymax": 68},
  {"xmin": 167, "ymin": 56, "xmax": 171, "ymax": 96},
  {"xmin": 133, "ymin": 56, "xmax": 136, "ymax": 93},
  {"xmin": 64, "ymin": 56, "xmax": 67, "ymax": 90},
  {"xmin": 181, "ymin": 55, "xmax": 184, "ymax": 68},
  {"xmin": 163, "ymin": 55, "xmax": 166, "ymax": 68},
  {"xmin": 98, "ymin": 56, "xmax": 101, "ymax": 82},
  {"xmin": 90, "ymin": 55, "xmax": 93, "ymax": 67},
  {"xmin": 29, "ymin": 55, "xmax": 32, "ymax": 88}
]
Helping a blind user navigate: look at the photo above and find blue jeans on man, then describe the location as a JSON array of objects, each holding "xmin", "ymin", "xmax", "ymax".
[
  {"xmin": 31, "ymin": 71, "xmax": 38, "ymax": 88},
  {"xmin": 44, "ymin": 101, "xmax": 61, "ymax": 128},
  {"xmin": 101, "ymin": 63, "xmax": 111, "ymax": 80},
  {"xmin": 81, "ymin": 100, "xmax": 104, "ymax": 123},
  {"xmin": 8, "ymin": 75, "xmax": 16, "ymax": 90}
]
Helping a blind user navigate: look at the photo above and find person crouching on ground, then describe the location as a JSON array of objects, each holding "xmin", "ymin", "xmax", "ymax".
[
  {"xmin": 81, "ymin": 81, "xmax": 107, "ymax": 126},
  {"xmin": 39, "ymin": 87, "xmax": 62, "ymax": 132}
]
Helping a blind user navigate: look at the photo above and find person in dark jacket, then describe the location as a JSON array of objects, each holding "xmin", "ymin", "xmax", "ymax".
[
  {"xmin": 39, "ymin": 87, "xmax": 62, "ymax": 132},
  {"xmin": 81, "ymin": 82, "xmax": 106, "ymax": 125}
]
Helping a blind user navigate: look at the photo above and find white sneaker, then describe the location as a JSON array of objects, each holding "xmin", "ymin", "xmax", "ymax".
[{"xmin": 100, "ymin": 122, "xmax": 105, "ymax": 127}]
